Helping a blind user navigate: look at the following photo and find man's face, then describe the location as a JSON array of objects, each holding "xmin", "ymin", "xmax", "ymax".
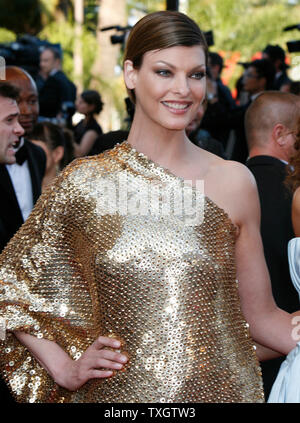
[
  {"xmin": 40, "ymin": 50, "xmax": 57, "ymax": 76},
  {"xmin": 12, "ymin": 78, "xmax": 39, "ymax": 136},
  {"xmin": 243, "ymin": 66, "xmax": 266, "ymax": 95},
  {"xmin": 0, "ymin": 96, "xmax": 24, "ymax": 164}
]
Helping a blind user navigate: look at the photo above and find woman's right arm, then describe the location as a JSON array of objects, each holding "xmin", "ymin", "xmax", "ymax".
[
  {"xmin": 13, "ymin": 331, "xmax": 128, "ymax": 391},
  {"xmin": 74, "ymin": 130, "xmax": 99, "ymax": 157}
]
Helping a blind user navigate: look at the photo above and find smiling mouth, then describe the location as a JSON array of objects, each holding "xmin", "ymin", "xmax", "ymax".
[{"xmin": 162, "ymin": 101, "xmax": 192, "ymax": 111}]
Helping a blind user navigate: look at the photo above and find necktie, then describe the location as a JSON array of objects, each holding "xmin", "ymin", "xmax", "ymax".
[{"xmin": 15, "ymin": 144, "xmax": 28, "ymax": 165}]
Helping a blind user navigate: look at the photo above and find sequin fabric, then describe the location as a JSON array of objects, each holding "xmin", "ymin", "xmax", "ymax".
[{"xmin": 0, "ymin": 141, "xmax": 264, "ymax": 403}]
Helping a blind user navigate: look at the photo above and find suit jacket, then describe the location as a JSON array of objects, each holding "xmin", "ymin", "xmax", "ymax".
[
  {"xmin": 246, "ymin": 155, "xmax": 298, "ymax": 399},
  {"xmin": 246, "ymin": 155, "xmax": 298, "ymax": 311},
  {"xmin": 38, "ymin": 75, "xmax": 62, "ymax": 118},
  {"xmin": 52, "ymin": 70, "xmax": 76, "ymax": 103},
  {"xmin": 0, "ymin": 139, "xmax": 46, "ymax": 253}
]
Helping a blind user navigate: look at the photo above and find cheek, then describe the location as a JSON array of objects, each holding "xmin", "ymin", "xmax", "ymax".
[{"xmin": 191, "ymin": 80, "xmax": 206, "ymax": 98}]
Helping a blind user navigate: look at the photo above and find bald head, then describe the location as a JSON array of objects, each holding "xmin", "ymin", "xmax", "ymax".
[
  {"xmin": 245, "ymin": 91, "xmax": 300, "ymax": 150},
  {"xmin": 5, "ymin": 66, "xmax": 39, "ymax": 136}
]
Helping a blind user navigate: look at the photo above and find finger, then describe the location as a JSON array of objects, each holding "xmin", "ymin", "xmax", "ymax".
[
  {"xmin": 89, "ymin": 369, "xmax": 114, "ymax": 379},
  {"xmin": 97, "ymin": 349, "xmax": 128, "ymax": 364},
  {"xmin": 93, "ymin": 358, "xmax": 124, "ymax": 370},
  {"xmin": 93, "ymin": 336, "xmax": 121, "ymax": 350}
]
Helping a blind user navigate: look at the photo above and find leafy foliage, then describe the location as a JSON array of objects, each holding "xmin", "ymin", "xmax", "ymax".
[{"xmin": 188, "ymin": 0, "xmax": 300, "ymax": 61}]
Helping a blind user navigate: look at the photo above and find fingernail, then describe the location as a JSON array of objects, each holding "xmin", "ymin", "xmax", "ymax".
[{"xmin": 115, "ymin": 363, "xmax": 123, "ymax": 369}]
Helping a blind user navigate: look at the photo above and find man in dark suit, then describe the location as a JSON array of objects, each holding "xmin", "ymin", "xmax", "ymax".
[
  {"xmin": 229, "ymin": 59, "xmax": 276, "ymax": 163},
  {"xmin": 245, "ymin": 91, "xmax": 300, "ymax": 400},
  {"xmin": 38, "ymin": 47, "xmax": 76, "ymax": 120},
  {"xmin": 0, "ymin": 68, "xmax": 46, "ymax": 402},
  {"xmin": 262, "ymin": 44, "xmax": 291, "ymax": 91}
]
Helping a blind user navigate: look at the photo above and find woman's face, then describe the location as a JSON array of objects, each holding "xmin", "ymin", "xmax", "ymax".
[
  {"xmin": 75, "ymin": 96, "xmax": 94, "ymax": 115},
  {"xmin": 124, "ymin": 45, "xmax": 206, "ymax": 131}
]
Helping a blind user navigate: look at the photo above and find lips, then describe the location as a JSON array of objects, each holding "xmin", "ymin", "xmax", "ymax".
[
  {"xmin": 19, "ymin": 120, "xmax": 34, "ymax": 130},
  {"xmin": 161, "ymin": 101, "xmax": 192, "ymax": 113}
]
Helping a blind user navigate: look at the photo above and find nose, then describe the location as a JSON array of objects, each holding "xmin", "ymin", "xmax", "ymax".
[
  {"xmin": 14, "ymin": 121, "xmax": 25, "ymax": 137},
  {"xmin": 19, "ymin": 100, "xmax": 31, "ymax": 115},
  {"xmin": 172, "ymin": 74, "xmax": 190, "ymax": 97}
]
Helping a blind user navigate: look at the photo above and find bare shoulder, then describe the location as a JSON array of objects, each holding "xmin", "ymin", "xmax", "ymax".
[
  {"xmin": 202, "ymin": 156, "xmax": 260, "ymax": 228},
  {"xmin": 207, "ymin": 157, "xmax": 258, "ymax": 195}
]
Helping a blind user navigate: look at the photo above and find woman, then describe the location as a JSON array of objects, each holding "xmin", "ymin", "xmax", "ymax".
[
  {"xmin": 268, "ymin": 121, "xmax": 300, "ymax": 402},
  {"xmin": 0, "ymin": 11, "xmax": 299, "ymax": 403},
  {"xmin": 73, "ymin": 90, "xmax": 103, "ymax": 157},
  {"xmin": 31, "ymin": 122, "xmax": 75, "ymax": 191}
]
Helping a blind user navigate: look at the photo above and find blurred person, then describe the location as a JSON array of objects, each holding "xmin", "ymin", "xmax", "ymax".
[
  {"xmin": 6, "ymin": 66, "xmax": 39, "ymax": 137},
  {"xmin": 200, "ymin": 52, "xmax": 236, "ymax": 148},
  {"xmin": 229, "ymin": 59, "xmax": 276, "ymax": 163},
  {"xmin": 186, "ymin": 98, "xmax": 226, "ymax": 158},
  {"xmin": 281, "ymin": 81, "xmax": 300, "ymax": 96},
  {"xmin": 73, "ymin": 90, "xmax": 103, "ymax": 156},
  {"xmin": 37, "ymin": 47, "xmax": 76, "ymax": 121},
  {"xmin": 262, "ymin": 44, "xmax": 291, "ymax": 91},
  {"xmin": 268, "ymin": 118, "xmax": 300, "ymax": 402},
  {"xmin": 31, "ymin": 121, "xmax": 75, "ymax": 191},
  {"xmin": 289, "ymin": 81, "xmax": 300, "ymax": 96},
  {"xmin": 207, "ymin": 52, "xmax": 236, "ymax": 109},
  {"xmin": 245, "ymin": 91, "xmax": 300, "ymax": 399}
]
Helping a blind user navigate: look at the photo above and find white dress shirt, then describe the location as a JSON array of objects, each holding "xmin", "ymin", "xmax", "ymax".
[{"xmin": 6, "ymin": 138, "xmax": 34, "ymax": 221}]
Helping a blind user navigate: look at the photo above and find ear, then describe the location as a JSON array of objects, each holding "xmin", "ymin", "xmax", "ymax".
[
  {"xmin": 123, "ymin": 59, "xmax": 138, "ymax": 90},
  {"xmin": 52, "ymin": 146, "xmax": 64, "ymax": 164},
  {"xmin": 272, "ymin": 123, "xmax": 286, "ymax": 146}
]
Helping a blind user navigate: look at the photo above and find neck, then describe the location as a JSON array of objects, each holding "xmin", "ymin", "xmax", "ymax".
[{"xmin": 127, "ymin": 114, "xmax": 192, "ymax": 170}]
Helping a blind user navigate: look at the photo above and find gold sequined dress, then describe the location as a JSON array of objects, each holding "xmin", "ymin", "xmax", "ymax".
[{"xmin": 0, "ymin": 141, "xmax": 264, "ymax": 403}]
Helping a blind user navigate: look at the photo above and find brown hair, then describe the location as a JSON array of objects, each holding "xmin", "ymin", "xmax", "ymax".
[
  {"xmin": 285, "ymin": 117, "xmax": 300, "ymax": 193},
  {"xmin": 31, "ymin": 122, "xmax": 74, "ymax": 170},
  {"xmin": 0, "ymin": 81, "xmax": 20, "ymax": 100},
  {"xmin": 123, "ymin": 11, "xmax": 208, "ymax": 102}
]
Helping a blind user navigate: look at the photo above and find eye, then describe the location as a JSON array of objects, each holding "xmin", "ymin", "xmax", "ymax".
[
  {"xmin": 156, "ymin": 69, "xmax": 172, "ymax": 77},
  {"xmin": 190, "ymin": 71, "xmax": 206, "ymax": 80}
]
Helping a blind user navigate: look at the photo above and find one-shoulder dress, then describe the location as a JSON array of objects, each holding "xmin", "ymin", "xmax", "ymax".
[
  {"xmin": 0, "ymin": 141, "xmax": 264, "ymax": 403},
  {"xmin": 268, "ymin": 237, "xmax": 300, "ymax": 403}
]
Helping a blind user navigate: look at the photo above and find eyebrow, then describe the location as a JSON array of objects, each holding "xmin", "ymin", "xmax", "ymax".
[
  {"xmin": 4, "ymin": 112, "xmax": 19, "ymax": 119},
  {"xmin": 155, "ymin": 61, "xmax": 206, "ymax": 71}
]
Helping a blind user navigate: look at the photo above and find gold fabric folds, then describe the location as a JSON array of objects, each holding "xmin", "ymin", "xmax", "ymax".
[{"xmin": 0, "ymin": 141, "xmax": 264, "ymax": 402}]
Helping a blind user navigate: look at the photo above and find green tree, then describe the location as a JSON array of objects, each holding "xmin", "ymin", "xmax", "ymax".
[
  {"xmin": 188, "ymin": 0, "xmax": 300, "ymax": 60},
  {"xmin": 188, "ymin": 0, "xmax": 300, "ymax": 88}
]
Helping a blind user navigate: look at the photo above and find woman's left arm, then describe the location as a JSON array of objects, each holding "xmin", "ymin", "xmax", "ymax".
[{"xmin": 233, "ymin": 168, "xmax": 300, "ymax": 358}]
